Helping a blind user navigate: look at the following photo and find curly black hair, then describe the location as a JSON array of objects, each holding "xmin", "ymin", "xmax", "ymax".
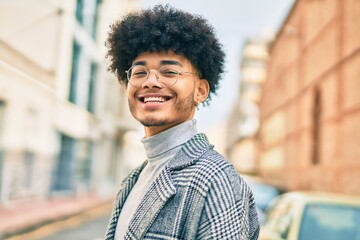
[{"xmin": 105, "ymin": 4, "xmax": 225, "ymax": 104}]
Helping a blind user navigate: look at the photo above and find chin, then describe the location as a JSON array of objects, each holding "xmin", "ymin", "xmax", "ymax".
[{"xmin": 140, "ymin": 119, "xmax": 170, "ymax": 127}]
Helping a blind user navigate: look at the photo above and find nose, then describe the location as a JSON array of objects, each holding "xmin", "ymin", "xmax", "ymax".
[{"xmin": 142, "ymin": 70, "xmax": 162, "ymax": 88}]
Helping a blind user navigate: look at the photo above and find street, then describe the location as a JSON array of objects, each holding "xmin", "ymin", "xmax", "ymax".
[
  {"xmin": 42, "ymin": 215, "xmax": 109, "ymax": 240},
  {"xmin": 6, "ymin": 203, "xmax": 112, "ymax": 240}
]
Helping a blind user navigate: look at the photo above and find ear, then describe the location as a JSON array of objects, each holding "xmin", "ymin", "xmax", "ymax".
[{"xmin": 195, "ymin": 79, "xmax": 210, "ymax": 104}]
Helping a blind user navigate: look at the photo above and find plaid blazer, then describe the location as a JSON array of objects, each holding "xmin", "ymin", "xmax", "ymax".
[{"xmin": 105, "ymin": 133, "xmax": 259, "ymax": 240}]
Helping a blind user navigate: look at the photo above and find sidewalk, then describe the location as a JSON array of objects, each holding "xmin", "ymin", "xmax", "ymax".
[{"xmin": 0, "ymin": 195, "xmax": 113, "ymax": 239}]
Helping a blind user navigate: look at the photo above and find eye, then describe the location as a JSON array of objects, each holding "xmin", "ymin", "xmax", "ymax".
[
  {"xmin": 133, "ymin": 71, "xmax": 147, "ymax": 76},
  {"xmin": 131, "ymin": 67, "xmax": 147, "ymax": 78},
  {"xmin": 159, "ymin": 67, "xmax": 180, "ymax": 77}
]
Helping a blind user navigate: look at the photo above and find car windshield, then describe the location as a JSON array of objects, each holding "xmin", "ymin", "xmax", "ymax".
[{"xmin": 299, "ymin": 203, "xmax": 360, "ymax": 240}]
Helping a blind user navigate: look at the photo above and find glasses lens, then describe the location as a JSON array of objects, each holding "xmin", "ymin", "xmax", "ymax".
[
  {"xmin": 126, "ymin": 65, "xmax": 181, "ymax": 87},
  {"xmin": 127, "ymin": 66, "xmax": 148, "ymax": 86},
  {"xmin": 158, "ymin": 66, "xmax": 180, "ymax": 86}
]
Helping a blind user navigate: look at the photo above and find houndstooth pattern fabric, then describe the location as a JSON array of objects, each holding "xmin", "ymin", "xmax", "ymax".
[
  {"xmin": 105, "ymin": 133, "xmax": 260, "ymax": 239},
  {"xmin": 105, "ymin": 164, "xmax": 145, "ymax": 240}
]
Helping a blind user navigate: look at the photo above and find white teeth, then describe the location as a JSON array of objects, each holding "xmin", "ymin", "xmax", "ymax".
[{"xmin": 143, "ymin": 97, "xmax": 167, "ymax": 103}]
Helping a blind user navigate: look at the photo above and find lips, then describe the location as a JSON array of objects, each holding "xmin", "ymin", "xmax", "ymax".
[{"xmin": 143, "ymin": 96, "xmax": 167, "ymax": 103}]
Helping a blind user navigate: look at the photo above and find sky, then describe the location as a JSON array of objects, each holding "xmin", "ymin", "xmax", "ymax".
[{"xmin": 139, "ymin": 0, "xmax": 295, "ymax": 130}]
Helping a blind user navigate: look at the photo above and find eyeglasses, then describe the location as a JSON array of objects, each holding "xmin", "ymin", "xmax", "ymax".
[{"xmin": 125, "ymin": 65, "xmax": 199, "ymax": 87}]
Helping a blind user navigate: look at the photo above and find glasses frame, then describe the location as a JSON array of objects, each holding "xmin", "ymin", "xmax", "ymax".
[{"xmin": 125, "ymin": 65, "xmax": 199, "ymax": 87}]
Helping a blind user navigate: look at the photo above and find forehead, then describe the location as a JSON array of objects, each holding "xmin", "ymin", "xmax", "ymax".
[{"xmin": 132, "ymin": 51, "xmax": 192, "ymax": 67}]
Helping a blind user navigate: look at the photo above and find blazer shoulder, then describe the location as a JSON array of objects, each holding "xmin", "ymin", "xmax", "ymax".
[
  {"xmin": 172, "ymin": 149, "xmax": 249, "ymax": 194},
  {"xmin": 197, "ymin": 149, "xmax": 252, "ymax": 193}
]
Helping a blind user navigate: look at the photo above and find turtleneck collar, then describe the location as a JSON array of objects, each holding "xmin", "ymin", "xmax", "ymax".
[{"xmin": 141, "ymin": 119, "xmax": 198, "ymax": 159}]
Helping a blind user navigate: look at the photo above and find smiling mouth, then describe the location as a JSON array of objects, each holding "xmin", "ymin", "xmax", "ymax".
[{"xmin": 141, "ymin": 96, "xmax": 171, "ymax": 103}]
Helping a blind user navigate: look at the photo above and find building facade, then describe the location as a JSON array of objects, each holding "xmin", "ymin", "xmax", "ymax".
[
  {"xmin": 227, "ymin": 36, "xmax": 271, "ymax": 174},
  {"xmin": 259, "ymin": 0, "xmax": 360, "ymax": 196},
  {"xmin": 0, "ymin": 0, "xmax": 138, "ymax": 203}
]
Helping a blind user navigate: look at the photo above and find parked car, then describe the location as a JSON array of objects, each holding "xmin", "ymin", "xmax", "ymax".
[
  {"xmin": 259, "ymin": 191, "xmax": 360, "ymax": 240},
  {"xmin": 242, "ymin": 175, "xmax": 284, "ymax": 224}
]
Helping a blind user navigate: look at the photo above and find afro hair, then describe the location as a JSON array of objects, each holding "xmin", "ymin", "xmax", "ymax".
[{"xmin": 105, "ymin": 4, "xmax": 225, "ymax": 104}]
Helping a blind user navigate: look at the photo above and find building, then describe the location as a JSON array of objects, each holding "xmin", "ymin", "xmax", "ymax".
[
  {"xmin": 0, "ymin": 0, "xmax": 139, "ymax": 203},
  {"xmin": 227, "ymin": 36, "xmax": 272, "ymax": 174},
  {"xmin": 259, "ymin": 0, "xmax": 360, "ymax": 196}
]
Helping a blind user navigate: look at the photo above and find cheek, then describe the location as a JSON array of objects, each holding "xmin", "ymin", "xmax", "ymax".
[
  {"xmin": 126, "ymin": 86, "xmax": 136, "ymax": 99},
  {"xmin": 174, "ymin": 81, "xmax": 196, "ymax": 98}
]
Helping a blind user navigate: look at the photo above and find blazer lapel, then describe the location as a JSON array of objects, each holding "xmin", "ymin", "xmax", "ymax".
[
  {"xmin": 105, "ymin": 163, "xmax": 146, "ymax": 240},
  {"xmin": 168, "ymin": 133, "xmax": 213, "ymax": 170},
  {"xmin": 124, "ymin": 167, "xmax": 176, "ymax": 239}
]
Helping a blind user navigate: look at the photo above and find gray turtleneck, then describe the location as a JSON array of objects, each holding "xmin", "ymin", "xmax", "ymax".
[{"xmin": 115, "ymin": 119, "xmax": 198, "ymax": 239}]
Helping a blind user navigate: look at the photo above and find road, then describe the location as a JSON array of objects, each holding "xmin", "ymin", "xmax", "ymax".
[{"xmin": 6, "ymin": 203, "xmax": 112, "ymax": 240}]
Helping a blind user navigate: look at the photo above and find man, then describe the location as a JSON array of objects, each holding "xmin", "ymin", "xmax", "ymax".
[{"xmin": 105, "ymin": 4, "xmax": 259, "ymax": 240}]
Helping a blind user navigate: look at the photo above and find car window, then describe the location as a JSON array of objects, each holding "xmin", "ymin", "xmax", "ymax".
[
  {"xmin": 299, "ymin": 203, "xmax": 360, "ymax": 240},
  {"xmin": 265, "ymin": 198, "xmax": 295, "ymax": 239}
]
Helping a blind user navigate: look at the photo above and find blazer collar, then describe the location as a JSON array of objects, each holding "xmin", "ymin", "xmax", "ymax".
[{"xmin": 168, "ymin": 133, "xmax": 213, "ymax": 170}]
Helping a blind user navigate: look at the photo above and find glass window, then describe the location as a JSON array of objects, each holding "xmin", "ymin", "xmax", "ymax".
[
  {"xmin": 69, "ymin": 41, "xmax": 81, "ymax": 103},
  {"xmin": 75, "ymin": 0, "xmax": 84, "ymax": 24},
  {"xmin": 299, "ymin": 203, "xmax": 360, "ymax": 240},
  {"xmin": 75, "ymin": 0, "xmax": 100, "ymax": 39},
  {"xmin": 265, "ymin": 198, "xmax": 295, "ymax": 239},
  {"xmin": 87, "ymin": 63, "xmax": 97, "ymax": 113},
  {"xmin": 23, "ymin": 151, "xmax": 34, "ymax": 188}
]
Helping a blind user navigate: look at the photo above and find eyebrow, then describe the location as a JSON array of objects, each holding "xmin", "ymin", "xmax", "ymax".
[
  {"xmin": 160, "ymin": 60, "xmax": 183, "ymax": 67},
  {"xmin": 132, "ymin": 60, "xmax": 183, "ymax": 67}
]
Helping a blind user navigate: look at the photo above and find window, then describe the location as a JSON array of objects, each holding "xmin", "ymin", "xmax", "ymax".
[
  {"xmin": 265, "ymin": 197, "xmax": 295, "ymax": 239},
  {"xmin": 87, "ymin": 63, "xmax": 97, "ymax": 113},
  {"xmin": 299, "ymin": 203, "xmax": 360, "ymax": 240},
  {"xmin": 312, "ymin": 87, "xmax": 321, "ymax": 164},
  {"xmin": 23, "ymin": 151, "xmax": 34, "ymax": 188},
  {"xmin": 51, "ymin": 134, "xmax": 76, "ymax": 192},
  {"xmin": 75, "ymin": 0, "xmax": 84, "ymax": 24},
  {"xmin": 69, "ymin": 41, "xmax": 81, "ymax": 103},
  {"xmin": 75, "ymin": 0, "xmax": 101, "ymax": 39}
]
